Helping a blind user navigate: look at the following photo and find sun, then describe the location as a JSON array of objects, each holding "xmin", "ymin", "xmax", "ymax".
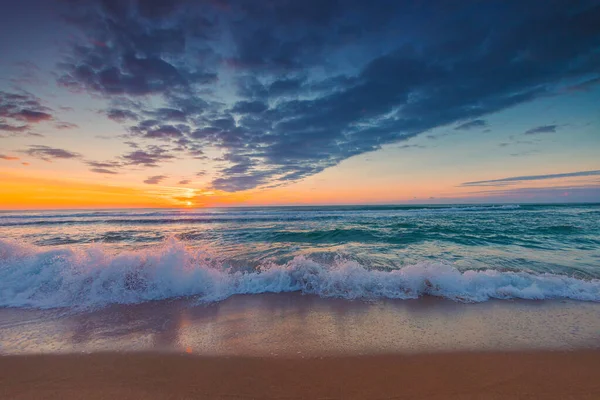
[{"xmin": 185, "ymin": 201, "xmax": 193, "ymax": 207}]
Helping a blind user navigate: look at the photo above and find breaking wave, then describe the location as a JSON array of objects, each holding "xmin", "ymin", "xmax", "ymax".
[{"xmin": 0, "ymin": 238, "xmax": 598, "ymax": 309}]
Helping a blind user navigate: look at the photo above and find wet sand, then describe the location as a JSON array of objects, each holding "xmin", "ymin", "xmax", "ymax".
[
  {"xmin": 1, "ymin": 293, "xmax": 599, "ymax": 355},
  {"xmin": 1, "ymin": 351, "xmax": 600, "ymax": 399}
]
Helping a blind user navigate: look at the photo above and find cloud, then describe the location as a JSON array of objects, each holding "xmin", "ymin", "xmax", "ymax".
[
  {"xmin": 211, "ymin": 172, "xmax": 272, "ymax": 192},
  {"xmin": 55, "ymin": 122, "xmax": 79, "ymax": 130},
  {"xmin": 130, "ymin": 121, "xmax": 186, "ymax": 139},
  {"xmin": 55, "ymin": 1, "xmax": 600, "ymax": 191},
  {"xmin": 106, "ymin": 108, "xmax": 140, "ymax": 122},
  {"xmin": 464, "ymin": 185, "xmax": 600, "ymax": 204},
  {"xmin": 148, "ymin": 107, "xmax": 188, "ymax": 122},
  {"xmin": 21, "ymin": 145, "xmax": 80, "ymax": 162},
  {"xmin": 455, "ymin": 120, "xmax": 488, "ymax": 131},
  {"xmin": 11, "ymin": 109, "xmax": 52, "ymax": 123},
  {"xmin": 461, "ymin": 170, "xmax": 600, "ymax": 187},
  {"xmin": 87, "ymin": 160, "xmax": 122, "ymax": 169},
  {"xmin": 0, "ymin": 91, "xmax": 78, "ymax": 136},
  {"xmin": 85, "ymin": 160, "xmax": 122, "ymax": 174},
  {"xmin": 178, "ymin": 179, "xmax": 190, "ymax": 184},
  {"xmin": 0, "ymin": 154, "xmax": 20, "ymax": 161},
  {"xmin": 564, "ymin": 76, "xmax": 600, "ymax": 92},
  {"xmin": 0, "ymin": 122, "xmax": 28, "ymax": 133},
  {"xmin": 231, "ymin": 101, "xmax": 268, "ymax": 114},
  {"xmin": 524, "ymin": 125, "xmax": 558, "ymax": 135},
  {"xmin": 120, "ymin": 145, "xmax": 175, "ymax": 167},
  {"xmin": 397, "ymin": 144, "xmax": 426, "ymax": 150},
  {"xmin": 90, "ymin": 167, "xmax": 118, "ymax": 174},
  {"xmin": 144, "ymin": 175, "xmax": 168, "ymax": 184},
  {"xmin": 0, "ymin": 91, "xmax": 53, "ymax": 134}
]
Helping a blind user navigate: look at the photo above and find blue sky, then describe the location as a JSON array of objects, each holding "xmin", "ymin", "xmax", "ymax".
[{"xmin": 0, "ymin": 0, "xmax": 599, "ymax": 207}]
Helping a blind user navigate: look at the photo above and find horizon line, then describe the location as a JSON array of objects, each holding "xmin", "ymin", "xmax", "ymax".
[{"xmin": 1, "ymin": 200, "xmax": 599, "ymax": 212}]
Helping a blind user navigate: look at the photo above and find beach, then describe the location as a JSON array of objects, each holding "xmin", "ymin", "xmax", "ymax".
[
  {"xmin": 1, "ymin": 293, "xmax": 600, "ymax": 399},
  {"xmin": 2, "ymin": 351, "xmax": 600, "ymax": 399}
]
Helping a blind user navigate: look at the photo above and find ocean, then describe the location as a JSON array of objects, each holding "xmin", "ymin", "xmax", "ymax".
[{"xmin": 1, "ymin": 203, "xmax": 599, "ymax": 309}]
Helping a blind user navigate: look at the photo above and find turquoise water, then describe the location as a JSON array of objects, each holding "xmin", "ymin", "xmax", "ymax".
[{"xmin": 1, "ymin": 204, "xmax": 599, "ymax": 307}]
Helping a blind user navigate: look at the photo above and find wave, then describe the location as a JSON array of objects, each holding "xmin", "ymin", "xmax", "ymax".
[
  {"xmin": 0, "ymin": 215, "xmax": 345, "ymax": 227},
  {"xmin": 0, "ymin": 238, "xmax": 598, "ymax": 309},
  {"xmin": 438, "ymin": 204, "xmax": 521, "ymax": 212},
  {"xmin": 0, "ymin": 205, "xmax": 523, "ymax": 228}
]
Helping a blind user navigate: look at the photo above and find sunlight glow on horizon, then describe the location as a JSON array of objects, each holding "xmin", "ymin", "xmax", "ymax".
[{"xmin": 1, "ymin": 169, "xmax": 598, "ymax": 210}]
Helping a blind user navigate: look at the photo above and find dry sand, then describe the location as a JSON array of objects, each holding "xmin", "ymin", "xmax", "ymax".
[{"xmin": 1, "ymin": 350, "xmax": 600, "ymax": 399}]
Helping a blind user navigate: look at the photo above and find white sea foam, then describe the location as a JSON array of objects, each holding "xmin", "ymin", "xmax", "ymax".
[{"xmin": 0, "ymin": 238, "xmax": 598, "ymax": 309}]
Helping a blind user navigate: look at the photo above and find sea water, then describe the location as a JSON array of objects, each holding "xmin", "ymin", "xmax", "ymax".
[{"xmin": 1, "ymin": 204, "xmax": 599, "ymax": 308}]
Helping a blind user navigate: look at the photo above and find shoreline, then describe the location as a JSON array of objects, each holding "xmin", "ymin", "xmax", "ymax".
[
  {"xmin": 2, "ymin": 293, "xmax": 599, "ymax": 356},
  {"xmin": 2, "ymin": 350, "xmax": 600, "ymax": 399}
]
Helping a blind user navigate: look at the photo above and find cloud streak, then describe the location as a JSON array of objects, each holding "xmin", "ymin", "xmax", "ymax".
[
  {"xmin": 461, "ymin": 170, "xmax": 600, "ymax": 187},
  {"xmin": 524, "ymin": 125, "xmax": 558, "ymax": 135},
  {"xmin": 455, "ymin": 120, "xmax": 488, "ymax": 131},
  {"xmin": 144, "ymin": 175, "xmax": 168, "ymax": 185},
  {"xmin": 21, "ymin": 145, "xmax": 81, "ymax": 162}
]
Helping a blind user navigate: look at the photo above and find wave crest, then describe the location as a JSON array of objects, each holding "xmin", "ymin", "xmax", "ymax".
[{"xmin": 0, "ymin": 238, "xmax": 598, "ymax": 309}]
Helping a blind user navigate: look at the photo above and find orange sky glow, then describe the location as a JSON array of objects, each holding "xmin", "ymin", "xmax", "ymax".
[{"xmin": 1, "ymin": 168, "xmax": 596, "ymax": 209}]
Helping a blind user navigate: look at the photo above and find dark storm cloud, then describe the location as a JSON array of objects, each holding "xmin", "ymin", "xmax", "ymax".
[
  {"xmin": 143, "ymin": 174, "xmax": 167, "ymax": 184},
  {"xmin": 21, "ymin": 145, "xmax": 81, "ymax": 162},
  {"xmin": 455, "ymin": 120, "xmax": 488, "ymax": 131},
  {"xmin": 461, "ymin": 170, "xmax": 600, "ymax": 187},
  {"xmin": 524, "ymin": 125, "xmax": 558, "ymax": 135},
  {"xmin": 57, "ymin": 0, "xmax": 600, "ymax": 191}
]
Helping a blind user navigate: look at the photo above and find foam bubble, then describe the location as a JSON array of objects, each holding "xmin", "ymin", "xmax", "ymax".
[{"xmin": 0, "ymin": 238, "xmax": 598, "ymax": 309}]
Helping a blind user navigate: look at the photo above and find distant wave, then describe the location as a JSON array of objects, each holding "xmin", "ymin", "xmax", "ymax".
[
  {"xmin": 0, "ymin": 205, "xmax": 524, "ymax": 227},
  {"xmin": 434, "ymin": 204, "xmax": 521, "ymax": 212},
  {"xmin": 1, "ymin": 238, "xmax": 598, "ymax": 309},
  {"xmin": 0, "ymin": 215, "xmax": 345, "ymax": 227}
]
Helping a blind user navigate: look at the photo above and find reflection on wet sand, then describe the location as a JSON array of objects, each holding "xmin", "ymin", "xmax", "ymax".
[{"xmin": 1, "ymin": 293, "xmax": 599, "ymax": 355}]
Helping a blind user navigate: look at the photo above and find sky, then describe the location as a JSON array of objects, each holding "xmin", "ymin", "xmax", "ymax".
[{"xmin": 0, "ymin": 0, "xmax": 599, "ymax": 209}]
